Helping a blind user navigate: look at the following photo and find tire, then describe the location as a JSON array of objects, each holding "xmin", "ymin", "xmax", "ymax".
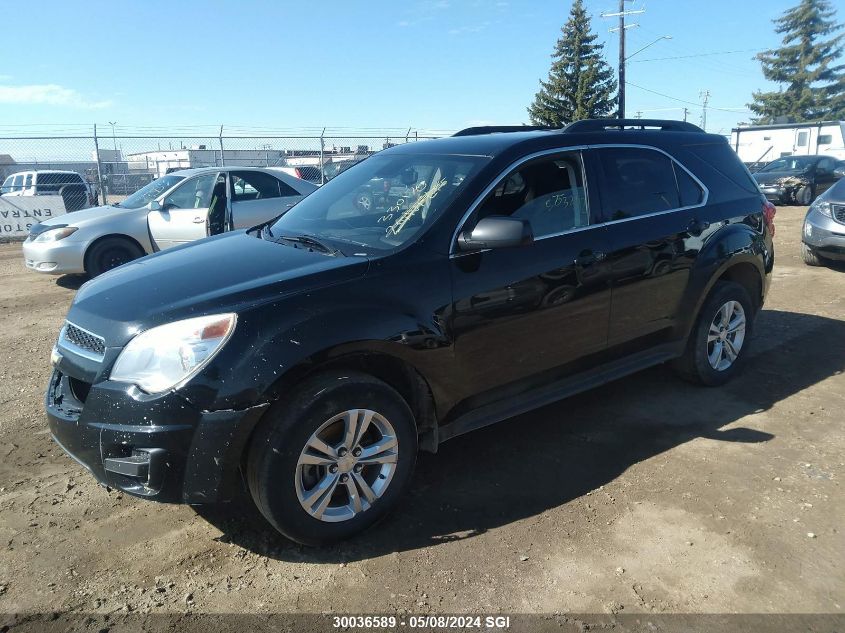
[
  {"xmin": 85, "ymin": 237, "xmax": 145, "ymax": 277},
  {"xmin": 795, "ymin": 185, "xmax": 813, "ymax": 206},
  {"xmin": 355, "ymin": 192, "xmax": 374, "ymax": 213},
  {"xmin": 247, "ymin": 371, "xmax": 418, "ymax": 545},
  {"xmin": 672, "ymin": 281, "xmax": 754, "ymax": 386},
  {"xmin": 801, "ymin": 243, "xmax": 824, "ymax": 267}
]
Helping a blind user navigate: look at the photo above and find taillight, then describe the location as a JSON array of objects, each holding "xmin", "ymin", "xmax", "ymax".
[{"xmin": 762, "ymin": 200, "xmax": 776, "ymax": 236}]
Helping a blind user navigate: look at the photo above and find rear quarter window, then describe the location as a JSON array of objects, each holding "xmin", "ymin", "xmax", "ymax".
[{"xmin": 683, "ymin": 142, "xmax": 760, "ymax": 196}]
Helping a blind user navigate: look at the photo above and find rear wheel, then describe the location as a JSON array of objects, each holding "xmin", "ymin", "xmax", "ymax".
[
  {"xmin": 672, "ymin": 281, "xmax": 754, "ymax": 386},
  {"xmin": 247, "ymin": 371, "xmax": 417, "ymax": 545},
  {"xmin": 85, "ymin": 237, "xmax": 145, "ymax": 277},
  {"xmin": 801, "ymin": 243, "xmax": 824, "ymax": 267}
]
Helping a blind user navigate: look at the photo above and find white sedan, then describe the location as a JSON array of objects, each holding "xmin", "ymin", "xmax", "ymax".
[{"xmin": 22, "ymin": 167, "xmax": 317, "ymax": 277}]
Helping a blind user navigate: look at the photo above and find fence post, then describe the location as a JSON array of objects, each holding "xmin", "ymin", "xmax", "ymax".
[
  {"xmin": 319, "ymin": 127, "xmax": 326, "ymax": 185},
  {"xmin": 93, "ymin": 124, "xmax": 107, "ymax": 206},
  {"xmin": 405, "ymin": 127, "xmax": 411, "ymax": 144},
  {"xmin": 219, "ymin": 125, "xmax": 225, "ymax": 166}
]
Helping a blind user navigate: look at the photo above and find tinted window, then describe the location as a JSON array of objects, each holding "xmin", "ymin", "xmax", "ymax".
[
  {"xmin": 24, "ymin": 174, "xmax": 33, "ymax": 189},
  {"xmin": 686, "ymin": 142, "xmax": 760, "ymax": 194},
  {"xmin": 475, "ymin": 151, "xmax": 589, "ymax": 238},
  {"xmin": 818, "ymin": 135, "xmax": 832, "ymax": 145},
  {"xmin": 231, "ymin": 170, "xmax": 293, "ymax": 201},
  {"xmin": 12, "ymin": 175, "xmax": 24, "ymax": 191},
  {"xmin": 0, "ymin": 176, "xmax": 11, "ymax": 194},
  {"xmin": 597, "ymin": 147, "xmax": 680, "ymax": 220},
  {"xmin": 34, "ymin": 172, "xmax": 85, "ymax": 194},
  {"xmin": 164, "ymin": 174, "xmax": 216, "ymax": 209},
  {"xmin": 816, "ymin": 158, "xmax": 835, "ymax": 173},
  {"xmin": 674, "ymin": 163, "xmax": 704, "ymax": 206}
]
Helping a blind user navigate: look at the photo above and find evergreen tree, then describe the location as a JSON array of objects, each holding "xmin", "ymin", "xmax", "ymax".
[
  {"xmin": 749, "ymin": 0, "xmax": 845, "ymax": 123},
  {"xmin": 528, "ymin": 0, "xmax": 617, "ymax": 126}
]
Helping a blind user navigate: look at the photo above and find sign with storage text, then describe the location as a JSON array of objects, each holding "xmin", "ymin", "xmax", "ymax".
[{"xmin": 0, "ymin": 196, "xmax": 66, "ymax": 238}]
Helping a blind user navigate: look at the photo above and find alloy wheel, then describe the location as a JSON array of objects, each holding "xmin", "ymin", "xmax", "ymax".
[
  {"xmin": 295, "ymin": 409, "xmax": 398, "ymax": 522},
  {"xmin": 707, "ymin": 300, "xmax": 746, "ymax": 371}
]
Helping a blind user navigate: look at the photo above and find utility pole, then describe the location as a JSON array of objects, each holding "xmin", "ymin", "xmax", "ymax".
[
  {"xmin": 683, "ymin": 107, "xmax": 689, "ymax": 122},
  {"xmin": 699, "ymin": 90, "xmax": 711, "ymax": 131},
  {"xmin": 602, "ymin": 1, "xmax": 645, "ymax": 120}
]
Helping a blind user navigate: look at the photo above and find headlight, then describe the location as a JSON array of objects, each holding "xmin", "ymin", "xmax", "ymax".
[
  {"xmin": 810, "ymin": 199, "xmax": 832, "ymax": 218},
  {"xmin": 110, "ymin": 313, "xmax": 237, "ymax": 394},
  {"xmin": 33, "ymin": 226, "xmax": 78, "ymax": 242}
]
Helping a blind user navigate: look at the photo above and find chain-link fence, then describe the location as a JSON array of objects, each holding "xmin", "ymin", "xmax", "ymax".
[{"xmin": 0, "ymin": 127, "xmax": 448, "ymax": 205}]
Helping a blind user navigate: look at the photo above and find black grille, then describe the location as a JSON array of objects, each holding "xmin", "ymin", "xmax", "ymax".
[
  {"xmin": 832, "ymin": 204, "xmax": 845, "ymax": 224},
  {"xmin": 63, "ymin": 322, "xmax": 106, "ymax": 357}
]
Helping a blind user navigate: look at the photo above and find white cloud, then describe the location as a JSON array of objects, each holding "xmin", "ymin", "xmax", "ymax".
[
  {"xmin": 0, "ymin": 84, "xmax": 112, "ymax": 109},
  {"xmin": 448, "ymin": 21, "xmax": 490, "ymax": 35}
]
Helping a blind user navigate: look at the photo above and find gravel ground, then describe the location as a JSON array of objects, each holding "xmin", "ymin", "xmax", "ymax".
[{"xmin": 0, "ymin": 206, "xmax": 842, "ymax": 629}]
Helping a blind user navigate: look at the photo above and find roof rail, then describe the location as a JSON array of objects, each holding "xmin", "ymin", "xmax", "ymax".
[
  {"xmin": 564, "ymin": 118, "xmax": 705, "ymax": 133},
  {"xmin": 452, "ymin": 125, "xmax": 559, "ymax": 137}
]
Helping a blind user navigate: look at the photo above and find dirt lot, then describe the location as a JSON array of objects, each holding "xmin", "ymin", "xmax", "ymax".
[{"xmin": 0, "ymin": 207, "xmax": 842, "ymax": 628}]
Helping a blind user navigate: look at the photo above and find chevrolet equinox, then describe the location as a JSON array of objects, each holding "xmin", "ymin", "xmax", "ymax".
[{"xmin": 46, "ymin": 119, "xmax": 775, "ymax": 545}]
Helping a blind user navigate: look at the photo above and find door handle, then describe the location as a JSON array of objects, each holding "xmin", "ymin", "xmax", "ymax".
[
  {"xmin": 687, "ymin": 218, "xmax": 710, "ymax": 236},
  {"xmin": 574, "ymin": 250, "xmax": 605, "ymax": 267},
  {"xmin": 193, "ymin": 217, "xmax": 204, "ymax": 223}
]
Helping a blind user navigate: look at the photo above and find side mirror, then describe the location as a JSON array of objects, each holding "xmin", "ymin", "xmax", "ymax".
[
  {"xmin": 457, "ymin": 216, "xmax": 533, "ymax": 252},
  {"xmin": 148, "ymin": 200, "xmax": 162, "ymax": 211},
  {"xmin": 834, "ymin": 167, "xmax": 845, "ymax": 179}
]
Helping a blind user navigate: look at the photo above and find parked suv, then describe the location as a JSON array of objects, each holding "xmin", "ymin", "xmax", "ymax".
[
  {"xmin": 45, "ymin": 120, "xmax": 774, "ymax": 545},
  {"xmin": 1, "ymin": 169, "xmax": 94, "ymax": 211},
  {"xmin": 801, "ymin": 176, "xmax": 845, "ymax": 266}
]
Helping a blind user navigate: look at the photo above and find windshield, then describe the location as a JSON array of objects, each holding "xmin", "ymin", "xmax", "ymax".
[
  {"xmin": 268, "ymin": 153, "xmax": 487, "ymax": 252},
  {"xmin": 120, "ymin": 174, "xmax": 185, "ymax": 208},
  {"xmin": 759, "ymin": 156, "xmax": 817, "ymax": 173}
]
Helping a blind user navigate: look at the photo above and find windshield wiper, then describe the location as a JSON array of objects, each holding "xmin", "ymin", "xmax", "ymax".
[{"xmin": 277, "ymin": 234, "xmax": 340, "ymax": 256}]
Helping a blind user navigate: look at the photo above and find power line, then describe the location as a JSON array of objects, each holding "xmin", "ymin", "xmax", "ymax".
[
  {"xmin": 625, "ymin": 81, "xmax": 751, "ymax": 113},
  {"xmin": 628, "ymin": 48, "xmax": 764, "ymax": 63}
]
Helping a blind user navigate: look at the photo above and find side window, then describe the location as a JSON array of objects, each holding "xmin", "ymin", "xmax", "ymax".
[
  {"xmin": 673, "ymin": 163, "xmax": 704, "ymax": 207},
  {"xmin": 817, "ymin": 158, "xmax": 834, "ymax": 173},
  {"xmin": 0, "ymin": 176, "xmax": 11, "ymax": 194},
  {"xmin": 12, "ymin": 174, "xmax": 24, "ymax": 191},
  {"xmin": 231, "ymin": 171, "xmax": 294, "ymax": 201},
  {"xmin": 597, "ymin": 147, "xmax": 681, "ymax": 220},
  {"xmin": 797, "ymin": 131, "xmax": 808, "ymax": 147},
  {"xmin": 24, "ymin": 174, "xmax": 33, "ymax": 190},
  {"xmin": 474, "ymin": 151, "xmax": 589, "ymax": 238},
  {"xmin": 818, "ymin": 134, "xmax": 832, "ymax": 145},
  {"xmin": 164, "ymin": 173, "xmax": 216, "ymax": 209}
]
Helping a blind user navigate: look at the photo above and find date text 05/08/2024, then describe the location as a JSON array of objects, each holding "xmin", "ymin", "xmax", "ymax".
[{"xmin": 331, "ymin": 615, "xmax": 512, "ymax": 629}]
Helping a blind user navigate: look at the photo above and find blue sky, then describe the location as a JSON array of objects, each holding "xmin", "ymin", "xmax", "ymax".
[{"xmin": 0, "ymin": 0, "xmax": 822, "ymax": 136}]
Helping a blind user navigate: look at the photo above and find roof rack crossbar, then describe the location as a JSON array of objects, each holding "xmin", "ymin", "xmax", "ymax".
[
  {"xmin": 564, "ymin": 118, "xmax": 705, "ymax": 133},
  {"xmin": 452, "ymin": 125, "xmax": 560, "ymax": 137}
]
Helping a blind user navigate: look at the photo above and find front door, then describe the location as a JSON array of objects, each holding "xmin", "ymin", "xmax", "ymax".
[
  {"xmin": 229, "ymin": 170, "xmax": 305, "ymax": 229},
  {"xmin": 592, "ymin": 146, "xmax": 708, "ymax": 355},
  {"xmin": 449, "ymin": 150, "xmax": 612, "ymax": 407},
  {"xmin": 148, "ymin": 172, "xmax": 218, "ymax": 250}
]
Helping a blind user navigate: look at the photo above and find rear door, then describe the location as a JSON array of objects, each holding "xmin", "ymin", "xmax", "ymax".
[
  {"xmin": 814, "ymin": 157, "xmax": 838, "ymax": 196},
  {"xmin": 592, "ymin": 145, "xmax": 708, "ymax": 356},
  {"xmin": 148, "ymin": 172, "xmax": 218, "ymax": 250},
  {"xmin": 229, "ymin": 170, "xmax": 306, "ymax": 229}
]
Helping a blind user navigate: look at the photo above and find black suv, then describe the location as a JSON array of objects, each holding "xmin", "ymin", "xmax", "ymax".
[{"xmin": 46, "ymin": 120, "xmax": 775, "ymax": 545}]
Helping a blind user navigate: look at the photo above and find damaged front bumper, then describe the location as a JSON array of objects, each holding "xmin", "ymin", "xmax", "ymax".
[{"xmin": 46, "ymin": 368, "xmax": 269, "ymax": 503}]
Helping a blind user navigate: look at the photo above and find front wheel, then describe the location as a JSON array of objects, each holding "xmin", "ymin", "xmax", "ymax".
[
  {"xmin": 795, "ymin": 185, "xmax": 813, "ymax": 206},
  {"xmin": 801, "ymin": 243, "xmax": 825, "ymax": 267},
  {"xmin": 85, "ymin": 237, "xmax": 145, "ymax": 277},
  {"xmin": 247, "ymin": 371, "xmax": 417, "ymax": 545},
  {"xmin": 672, "ymin": 281, "xmax": 754, "ymax": 386}
]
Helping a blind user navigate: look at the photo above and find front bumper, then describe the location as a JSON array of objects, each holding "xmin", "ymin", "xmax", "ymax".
[
  {"xmin": 46, "ymin": 368, "xmax": 269, "ymax": 503},
  {"xmin": 803, "ymin": 208, "xmax": 845, "ymax": 260},
  {"xmin": 758, "ymin": 186, "xmax": 787, "ymax": 204},
  {"xmin": 22, "ymin": 237, "xmax": 88, "ymax": 275}
]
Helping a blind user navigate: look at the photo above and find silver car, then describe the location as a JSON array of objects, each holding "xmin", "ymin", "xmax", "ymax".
[
  {"xmin": 802, "ymin": 176, "xmax": 845, "ymax": 266},
  {"xmin": 22, "ymin": 167, "xmax": 317, "ymax": 276}
]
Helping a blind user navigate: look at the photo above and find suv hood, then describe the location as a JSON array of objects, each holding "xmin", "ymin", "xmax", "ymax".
[{"xmin": 68, "ymin": 231, "xmax": 368, "ymax": 345}]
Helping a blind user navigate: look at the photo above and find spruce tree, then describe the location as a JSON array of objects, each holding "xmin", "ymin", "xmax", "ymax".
[
  {"xmin": 528, "ymin": 0, "xmax": 617, "ymax": 126},
  {"xmin": 749, "ymin": 0, "xmax": 845, "ymax": 123}
]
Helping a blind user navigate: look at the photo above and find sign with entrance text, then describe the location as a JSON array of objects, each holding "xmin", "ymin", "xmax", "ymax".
[{"xmin": 0, "ymin": 196, "xmax": 67, "ymax": 238}]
